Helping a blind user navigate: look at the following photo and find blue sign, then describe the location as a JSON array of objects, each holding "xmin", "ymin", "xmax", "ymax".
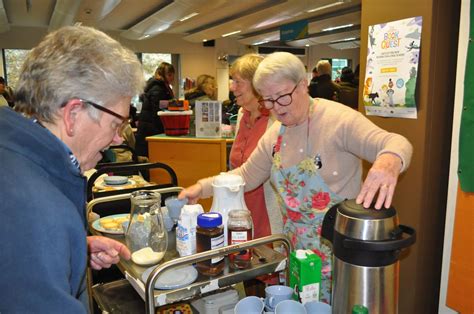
[{"xmin": 280, "ymin": 20, "xmax": 309, "ymax": 41}]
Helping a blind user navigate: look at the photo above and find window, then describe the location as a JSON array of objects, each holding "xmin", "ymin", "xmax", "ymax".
[
  {"xmin": 3, "ymin": 49, "xmax": 30, "ymax": 88},
  {"xmin": 139, "ymin": 53, "xmax": 172, "ymax": 80},
  {"xmin": 331, "ymin": 58, "xmax": 351, "ymax": 80}
]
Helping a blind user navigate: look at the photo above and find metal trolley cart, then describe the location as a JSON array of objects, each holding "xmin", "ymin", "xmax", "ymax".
[{"xmin": 88, "ymin": 191, "xmax": 292, "ymax": 314}]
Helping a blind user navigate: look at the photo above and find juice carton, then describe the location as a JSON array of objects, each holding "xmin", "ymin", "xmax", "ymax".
[{"xmin": 289, "ymin": 249, "xmax": 321, "ymax": 304}]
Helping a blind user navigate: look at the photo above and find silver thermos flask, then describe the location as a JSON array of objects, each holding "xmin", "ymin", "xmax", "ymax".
[{"xmin": 321, "ymin": 199, "xmax": 416, "ymax": 314}]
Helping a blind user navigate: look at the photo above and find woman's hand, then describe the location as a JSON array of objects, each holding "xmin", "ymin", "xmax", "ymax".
[
  {"xmin": 178, "ymin": 183, "xmax": 203, "ymax": 204},
  {"xmin": 356, "ymin": 153, "xmax": 403, "ymax": 209},
  {"xmin": 87, "ymin": 236, "xmax": 131, "ymax": 270}
]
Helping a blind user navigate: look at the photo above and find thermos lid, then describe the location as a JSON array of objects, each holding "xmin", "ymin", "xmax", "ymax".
[
  {"xmin": 197, "ymin": 212, "xmax": 222, "ymax": 228},
  {"xmin": 335, "ymin": 199, "xmax": 399, "ymax": 241},
  {"xmin": 338, "ymin": 199, "xmax": 397, "ymax": 220}
]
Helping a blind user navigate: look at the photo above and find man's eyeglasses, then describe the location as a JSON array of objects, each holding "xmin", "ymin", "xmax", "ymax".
[
  {"xmin": 258, "ymin": 80, "xmax": 301, "ymax": 110},
  {"xmin": 79, "ymin": 99, "xmax": 129, "ymax": 133}
]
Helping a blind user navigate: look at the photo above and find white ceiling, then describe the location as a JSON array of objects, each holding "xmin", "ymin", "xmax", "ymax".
[{"xmin": 1, "ymin": 0, "xmax": 361, "ymax": 48}]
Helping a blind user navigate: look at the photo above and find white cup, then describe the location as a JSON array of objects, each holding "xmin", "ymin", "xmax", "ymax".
[
  {"xmin": 304, "ymin": 301, "xmax": 331, "ymax": 314},
  {"xmin": 265, "ymin": 285, "xmax": 294, "ymax": 310},
  {"xmin": 274, "ymin": 300, "xmax": 307, "ymax": 314},
  {"xmin": 234, "ymin": 296, "xmax": 264, "ymax": 314}
]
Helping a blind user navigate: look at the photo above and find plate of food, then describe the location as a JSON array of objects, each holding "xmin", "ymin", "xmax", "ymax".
[
  {"xmin": 141, "ymin": 265, "xmax": 198, "ymax": 290},
  {"xmin": 92, "ymin": 214, "xmax": 130, "ymax": 235}
]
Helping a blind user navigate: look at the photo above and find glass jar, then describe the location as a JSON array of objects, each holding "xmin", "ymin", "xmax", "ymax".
[
  {"xmin": 125, "ymin": 190, "xmax": 167, "ymax": 266},
  {"xmin": 227, "ymin": 209, "xmax": 253, "ymax": 269},
  {"xmin": 196, "ymin": 212, "xmax": 225, "ymax": 276}
]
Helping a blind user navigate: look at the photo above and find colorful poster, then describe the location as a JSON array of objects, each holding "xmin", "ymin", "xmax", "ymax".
[{"xmin": 363, "ymin": 16, "xmax": 422, "ymax": 119}]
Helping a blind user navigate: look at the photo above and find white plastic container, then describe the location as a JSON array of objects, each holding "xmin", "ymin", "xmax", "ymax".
[
  {"xmin": 191, "ymin": 289, "xmax": 239, "ymax": 314},
  {"xmin": 175, "ymin": 204, "xmax": 204, "ymax": 256}
]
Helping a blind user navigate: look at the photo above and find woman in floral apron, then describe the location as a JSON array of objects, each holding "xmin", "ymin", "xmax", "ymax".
[{"xmin": 180, "ymin": 52, "xmax": 413, "ymax": 305}]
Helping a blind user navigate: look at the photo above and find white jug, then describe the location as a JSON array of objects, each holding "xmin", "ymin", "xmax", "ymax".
[{"xmin": 209, "ymin": 172, "xmax": 249, "ymax": 244}]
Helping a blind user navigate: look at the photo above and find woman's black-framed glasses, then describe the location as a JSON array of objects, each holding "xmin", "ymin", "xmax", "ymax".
[
  {"xmin": 79, "ymin": 99, "xmax": 129, "ymax": 133},
  {"xmin": 258, "ymin": 80, "xmax": 301, "ymax": 110}
]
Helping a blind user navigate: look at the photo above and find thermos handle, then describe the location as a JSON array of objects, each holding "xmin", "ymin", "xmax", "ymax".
[{"xmin": 343, "ymin": 224, "xmax": 416, "ymax": 252}]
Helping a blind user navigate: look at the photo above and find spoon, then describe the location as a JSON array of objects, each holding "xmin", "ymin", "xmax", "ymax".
[{"xmin": 253, "ymin": 248, "xmax": 267, "ymax": 263}]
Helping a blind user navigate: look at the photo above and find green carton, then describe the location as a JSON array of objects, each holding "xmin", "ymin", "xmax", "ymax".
[{"xmin": 289, "ymin": 249, "xmax": 321, "ymax": 304}]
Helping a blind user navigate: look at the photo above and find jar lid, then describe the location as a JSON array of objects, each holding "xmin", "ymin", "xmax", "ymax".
[{"xmin": 197, "ymin": 212, "xmax": 222, "ymax": 228}]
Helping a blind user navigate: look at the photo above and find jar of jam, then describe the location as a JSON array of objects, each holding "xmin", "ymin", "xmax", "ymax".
[
  {"xmin": 196, "ymin": 212, "xmax": 225, "ymax": 276},
  {"xmin": 228, "ymin": 209, "xmax": 253, "ymax": 269}
]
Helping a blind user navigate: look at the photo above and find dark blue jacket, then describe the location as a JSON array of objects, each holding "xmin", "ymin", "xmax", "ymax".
[{"xmin": 0, "ymin": 107, "xmax": 89, "ymax": 313}]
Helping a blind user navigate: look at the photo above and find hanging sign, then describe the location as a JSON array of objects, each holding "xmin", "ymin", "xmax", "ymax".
[
  {"xmin": 363, "ymin": 16, "xmax": 422, "ymax": 119},
  {"xmin": 280, "ymin": 20, "xmax": 308, "ymax": 41}
]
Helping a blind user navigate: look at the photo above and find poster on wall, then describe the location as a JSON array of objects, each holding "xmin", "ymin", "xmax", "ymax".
[
  {"xmin": 195, "ymin": 100, "xmax": 222, "ymax": 138},
  {"xmin": 363, "ymin": 16, "xmax": 422, "ymax": 119}
]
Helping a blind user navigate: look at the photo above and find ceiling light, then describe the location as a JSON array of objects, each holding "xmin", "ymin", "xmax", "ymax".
[
  {"xmin": 305, "ymin": 44, "xmax": 310, "ymax": 47},
  {"xmin": 179, "ymin": 12, "xmax": 199, "ymax": 22},
  {"xmin": 307, "ymin": 1, "xmax": 344, "ymax": 13},
  {"xmin": 330, "ymin": 37, "xmax": 357, "ymax": 43},
  {"xmin": 322, "ymin": 24, "xmax": 354, "ymax": 32},
  {"xmin": 253, "ymin": 40, "xmax": 269, "ymax": 45},
  {"xmin": 222, "ymin": 30, "xmax": 241, "ymax": 37}
]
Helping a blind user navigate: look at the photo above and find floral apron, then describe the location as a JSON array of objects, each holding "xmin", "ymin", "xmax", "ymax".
[{"xmin": 271, "ymin": 122, "xmax": 343, "ymax": 304}]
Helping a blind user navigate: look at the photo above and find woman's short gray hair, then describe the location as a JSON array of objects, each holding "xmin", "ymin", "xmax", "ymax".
[
  {"xmin": 14, "ymin": 26, "xmax": 145, "ymax": 122},
  {"xmin": 253, "ymin": 52, "xmax": 306, "ymax": 93}
]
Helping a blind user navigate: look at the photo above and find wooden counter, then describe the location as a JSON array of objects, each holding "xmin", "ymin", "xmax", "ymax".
[{"xmin": 147, "ymin": 134, "xmax": 233, "ymax": 210}]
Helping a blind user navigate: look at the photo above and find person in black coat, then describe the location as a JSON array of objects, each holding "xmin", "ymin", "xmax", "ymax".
[
  {"xmin": 135, "ymin": 62, "xmax": 175, "ymax": 156},
  {"xmin": 313, "ymin": 60, "xmax": 340, "ymax": 102},
  {"xmin": 308, "ymin": 66, "xmax": 319, "ymax": 98}
]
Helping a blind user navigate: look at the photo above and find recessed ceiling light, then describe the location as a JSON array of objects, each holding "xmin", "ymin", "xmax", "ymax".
[
  {"xmin": 253, "ymin": 40, "xmax": 269, "ymax": 45},
  {"xmin": 330, "ymin": 37, "xmax": 357, "ymax": 43},
  {"xmin": 179, "ymin": 12, "xmax": 199, "ymax": 22},
  {"xmin": 322, "ymin": 24, "xmax": 354, "ymax": 32},
  {"xmin": 307, "ymin": 1, "xmax": 344, "ymax": 13},
  {"xmin": 222, "ymin": 30, "xmax": 241, "ymax": 37}
]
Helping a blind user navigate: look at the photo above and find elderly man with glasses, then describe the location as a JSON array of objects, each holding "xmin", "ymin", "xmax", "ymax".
[
  {"xmin": 0, "ymin": 26, "xmax": 145, "ymax": 313},
  {"xmin": 179, "ymin": 52, "xmax": 413, "ymax": 304}
]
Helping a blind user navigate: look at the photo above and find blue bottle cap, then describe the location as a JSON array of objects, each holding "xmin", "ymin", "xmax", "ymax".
[{"xmin": 197, "ymin": 212, "xmax": 222, "ymax": 228}]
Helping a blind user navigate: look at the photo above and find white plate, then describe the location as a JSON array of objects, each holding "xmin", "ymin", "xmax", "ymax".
[
  {"xmin": 103, "ymin": 175, "xmax": 129, "ymax": 185},
  {"xmin": 95, "ymin": 179, "xmax": 136, "ymax": 189},
  {"xmin": 141, "ymin": 265, "xmax": 198, "ymax": 290},
  {"xmin": 91, "ymin": 213, "xmax": 130, "ymax": 235}
]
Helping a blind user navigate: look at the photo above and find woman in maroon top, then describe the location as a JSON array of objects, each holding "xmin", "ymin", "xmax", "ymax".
[{"xmin": 229, "ymin": 54, "xmax": 279, "ymax": 239}]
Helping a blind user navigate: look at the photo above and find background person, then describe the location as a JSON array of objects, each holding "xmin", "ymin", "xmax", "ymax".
[
  {"xmin": 0, "ymin": 76, "xmax": 14, "ymax": 107},
  {"xmin": 313, "ymin": 59, "xmax": 341, "ymax": 101},
  {"xmin": 179, "ymin": 52, "xmax": 412, "ymax": 304},
  {"xmin": 0, "ymin": 26, "xmax": 144, "ymax": 313},
  {"xmin": 229, "ymin": 53, "xmax": 280, "ymax": 238},
  {"xmin": 136, "ymin": 62, "xmax": 175, "ymax": 156},
  {"xmin": 185, "ymin": 74, "xmax": 217, "ymax": 106},
  {"xmin": 308, "ymin": 66, "xmax": 319, "ymax": 98},
  {"xmin": 338, "ymin": 66, "xmax": 359, "ymax": 110}
]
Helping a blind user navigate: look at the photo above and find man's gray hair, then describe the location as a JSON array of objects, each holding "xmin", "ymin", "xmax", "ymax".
[
  {"xmin": 316, "ymin": 60, "xmax": 332, "ymax": 76},
  {"xmin": 15, "ymin": 26, "xmax": 145, "ymax": 122}
]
